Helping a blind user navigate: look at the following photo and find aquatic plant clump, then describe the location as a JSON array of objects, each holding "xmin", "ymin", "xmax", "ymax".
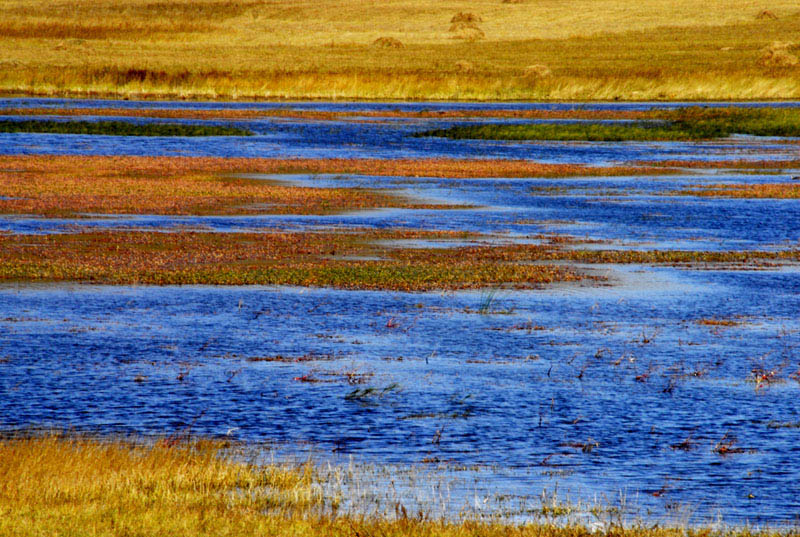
[{"xmin": 0, "ymin": 119, "xmax": 252, "ymax": 136}]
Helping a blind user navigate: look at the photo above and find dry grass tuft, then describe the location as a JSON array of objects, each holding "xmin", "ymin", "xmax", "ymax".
[
  {"xmin": 450, "ymin": 12, "xmax": 482, "ymax": 23},
  {"xmin": 524, "ymin": 64, "xmax": 552, "ymax": 79},
  {"xmin": 455, "ymin": 60, "xmax": 475, "ymax": 73},
  {"xmin": 759, "ymin": 41, "xmax": 799, "ymax": 67},
  {"xmin": 372, "ymin": 36, "xmax": 404, "ymax": 48},
  {"xmin": 756, "ymin": 9, "xmax": 778, "ymax": 19}
]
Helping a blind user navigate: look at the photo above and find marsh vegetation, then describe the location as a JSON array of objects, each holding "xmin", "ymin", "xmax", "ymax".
[
  {"xmin": 0, "ymin": 119, "xmax": 251, "ymax": 136},
  {"xmin": 418, "ymin": 107, "xmax": 800, "ymax": 141}
]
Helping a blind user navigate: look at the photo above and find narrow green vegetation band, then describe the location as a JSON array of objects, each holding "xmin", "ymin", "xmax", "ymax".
[
  {"xmin": 416, "ymin": 107, "xmax": 800, "ymax": 142},
  {"xmin": 0, "ymin": 119, "xmax": 252, "ymax": 136}
]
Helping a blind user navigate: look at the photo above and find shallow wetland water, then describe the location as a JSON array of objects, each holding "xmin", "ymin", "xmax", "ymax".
[{"xmin": 1, "ymin": 99, "xmax": 799, "ymax": 526}]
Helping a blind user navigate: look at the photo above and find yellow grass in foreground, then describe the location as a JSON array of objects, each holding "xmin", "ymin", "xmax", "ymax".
[
  {"xmin": 1, "ymin": 0, "xmax": 799, "ymax": 100},
  {"xmin": 0, "ymin": 435, "xmax": 792, "ymax": 537}
]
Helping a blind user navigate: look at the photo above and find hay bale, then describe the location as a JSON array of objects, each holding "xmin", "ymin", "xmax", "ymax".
[
  {"xmin": 756, "ymin": 9, "xmax": 778, "ymax": 19},
  {"xmin": 372, "ymin": 37, "xmax": 404, "ymax": 49},
  {"xmin": 450, "ymin": 26, "xmax": 485, "ymax": 41},
  {"xmin": 451, "ymin": 12, "xmax": 482, "ymax": 23},
  {"xmin": 455, "ymin": 60, "xmax": 475, "ymax": 73},
  {"xmin": 449, "ymin": 21, "xmax": 482, "ymax": 32},
  {"xmin": 523, "ymin": 64, "xmax": 552, "ymax": 79},
  {"xmin": 759, "ymin": 41, "xmax": 799, "ymax": 67}
]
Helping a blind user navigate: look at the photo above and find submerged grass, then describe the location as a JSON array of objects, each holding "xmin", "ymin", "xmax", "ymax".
[
  {"xmin": 417, "ymin": 107, "xmax": 800, "ymax": 141},
  {"xmin": 0, "ymin": 119, "xmax": 251, "ymax": 136},
  {"xmin": 1, "ymin": 435, "xmax": 797, "ymax": 536}
]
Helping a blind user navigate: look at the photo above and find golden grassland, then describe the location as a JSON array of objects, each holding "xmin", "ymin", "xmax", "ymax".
[
  {"xmin": 0, "ymin": 230, "xmax": 795, "ymax": 290},
  {"xmin": 1, "ymin": 0, "xmax": 799, "ymax": 100},
  {"xmin": 0, "ymin": 155, "xmax": 668, "ymax": 217},
  {"xmin": 0, "ymin": 435, "xmax": 796, "ymax": 537}
]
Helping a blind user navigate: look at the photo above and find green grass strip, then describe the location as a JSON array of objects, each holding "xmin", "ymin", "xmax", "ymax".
[
  {"xmin": 417, "ymin": 107, "xmax": 800, "ymax": 142},
  {"xmin": 0, "ymin": 119, "xmax": 252, "ymax": 136}
]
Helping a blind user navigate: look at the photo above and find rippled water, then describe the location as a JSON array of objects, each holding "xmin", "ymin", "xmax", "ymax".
[
  {"xmin": 1, "ymin": 99, "xmax": 799, "ymax": 526},
  {"xmin": 1, "ymin": 98, "xmax": 799, "ymax": 164}
]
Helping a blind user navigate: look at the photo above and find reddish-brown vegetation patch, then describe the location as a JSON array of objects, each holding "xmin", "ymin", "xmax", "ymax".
[
  {"xmin": 0, "ymin": 156, "xmax": 668, "ymax": 217},
  {"xmin": 0, "ymin": 230, "xmax": 585, "ymax": 290},
  {"xmin": 674, "ymin": 183, "xmax": 800, "ymax": 198},
  {"xmin": 0, "ymin": 107, "xmax": 655, "ymax": 122},
  {"xmin": 1, "ymin": 228, "xmax": 796, "ymax": 289},
  {"xmin": 0, "ymin": 156, "xmax": 465, "ymax": 217}
]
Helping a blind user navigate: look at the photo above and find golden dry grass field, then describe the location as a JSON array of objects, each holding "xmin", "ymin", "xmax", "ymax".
[
  {"xmin": 0, "ymin": 435, "xmax": 795, "ymax": 537},
  {"xmin": 1, "ymin": 0, "xmax": 799, "ymax": 100}
]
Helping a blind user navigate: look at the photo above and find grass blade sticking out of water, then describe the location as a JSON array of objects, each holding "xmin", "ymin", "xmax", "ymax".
[
  {"xmin": 0, "ymin": 119, "xmax": 252, "ymax": 136},
  {"xmin": 416, "ymin": 107, "xmax": 800, "ymax": 142}
]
